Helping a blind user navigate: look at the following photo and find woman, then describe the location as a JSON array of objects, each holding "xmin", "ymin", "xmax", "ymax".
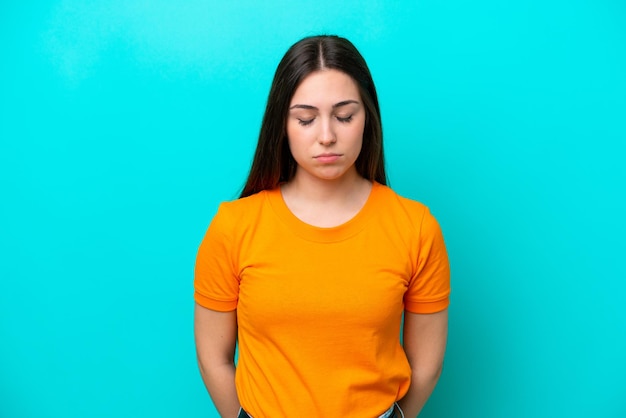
[{"xmin": 194, "ymin": 35, "xmax": 450, "ymax": 418}]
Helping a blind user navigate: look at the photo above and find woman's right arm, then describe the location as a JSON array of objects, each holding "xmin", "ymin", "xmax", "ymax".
[{"xmin": 194, "ymin": 303, "xmax": 240, "ymax": 417}]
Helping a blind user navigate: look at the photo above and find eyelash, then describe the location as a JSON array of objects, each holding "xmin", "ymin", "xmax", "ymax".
[
  {"xmin": 337, "ymin": 115, "xmax": 353, "ymax": 123},
  {"xmin": 297, "ymin": 115, "xmax": 353, "ymax": 126}
]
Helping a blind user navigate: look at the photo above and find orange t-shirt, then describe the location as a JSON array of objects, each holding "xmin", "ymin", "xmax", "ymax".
[{"xmin": 194, "ymin": 182, "xmax": 450, "ymax": 417}]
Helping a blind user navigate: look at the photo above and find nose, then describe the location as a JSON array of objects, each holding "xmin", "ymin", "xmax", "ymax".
[{"xmin": 318, "ymin": 118, "xmax": 336, "ymax": 145}]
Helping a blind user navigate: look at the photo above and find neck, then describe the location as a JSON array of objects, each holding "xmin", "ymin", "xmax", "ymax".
[
  {"xmin": 284, "ymin": 169, "xmax": 369, "ymax": 204},
  {"xmin": 280, "ymin": 168, "xmax": 373, "ymax": 228}
]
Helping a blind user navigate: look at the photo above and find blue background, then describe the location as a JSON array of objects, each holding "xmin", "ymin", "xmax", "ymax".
[{"xmin": 1, "ymin": 1, "xmax": 625, "ymax": 417}]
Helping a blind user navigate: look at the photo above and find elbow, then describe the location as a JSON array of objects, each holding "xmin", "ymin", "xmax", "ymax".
[
  {"xmin": 430, "ymin": 360, "xmax": 444, "ymax": 383},
  {"xmin": 197, "ymin": 358, "xmax": 209, "ymax": 379},
  {"xmin": 413, "ymin": 361, "xmax": 444, "ymax": 388},
  {"xmin": 432, "ymin": 362, "xmax": 444, "ymax": 383},
  {"xmin": 196, "ymin": 355, "xmax": 228, "ymax": 378},
  {"xmin": 196, "ymin": 355, "xmax": 211, "ymax": 387},
  {"xmin": 196, "ymin": 353, "xmax": 235, "ymax": 382}
]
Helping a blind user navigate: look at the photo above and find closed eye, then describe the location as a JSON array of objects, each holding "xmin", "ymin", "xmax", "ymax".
[
  {"xmin": 337, "ymin": 115, "xmax": 353, "ymax": 123},
  {"xmin": 298, "ymin": 118, "xmax": 314, "ymax": 126}
]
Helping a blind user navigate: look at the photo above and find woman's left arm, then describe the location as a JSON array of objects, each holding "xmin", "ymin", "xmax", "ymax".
[{"xmin": 397, "ymin": 309, "xmax": 448, "ymax": 417}]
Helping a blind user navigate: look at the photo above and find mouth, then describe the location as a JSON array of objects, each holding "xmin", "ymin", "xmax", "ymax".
[{"xmin": 314, "ymin": 153, "xmax": 342, "ymax": 163}]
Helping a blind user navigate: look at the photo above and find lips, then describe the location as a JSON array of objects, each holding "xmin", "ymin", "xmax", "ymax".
[{"xmin": 314, "ymin": 153, "xmax": 342, "ymax": 163}]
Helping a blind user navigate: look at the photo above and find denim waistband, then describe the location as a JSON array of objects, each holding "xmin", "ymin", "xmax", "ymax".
[{"xmin": 237, "ymin": 402, "xmax": 403, "ymax": 418}]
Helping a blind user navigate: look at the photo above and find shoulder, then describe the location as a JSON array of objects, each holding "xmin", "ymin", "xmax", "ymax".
[
  {"xmin": 217, "ymin": 189, "xmax": 270, "ymax": 218},
  {"xmin": 207, "ymin": 190, "xmax": 271, "ymax": 233},
  {"xmin": 374, "ymin": 183, "xmax": 434, "ymax": 228}
]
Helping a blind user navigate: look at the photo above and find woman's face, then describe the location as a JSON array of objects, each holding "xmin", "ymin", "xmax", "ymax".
[{"xmin": 286, "ymin": 69, "xmax": 365, "ymax": 183}]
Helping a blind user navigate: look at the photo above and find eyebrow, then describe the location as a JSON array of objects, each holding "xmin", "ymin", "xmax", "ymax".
[{"xmin": 289, "ymin": 100, "xmax": 360, "ymax": 110}]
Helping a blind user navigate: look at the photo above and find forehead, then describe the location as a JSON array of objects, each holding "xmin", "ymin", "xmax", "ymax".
[{"xmin": 290, "ymin": 69, "xmax": 361, "ymax": 106}]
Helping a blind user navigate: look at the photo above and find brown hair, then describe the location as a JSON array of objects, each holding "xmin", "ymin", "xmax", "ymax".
[{"xmin": 240, "ymin": 35, "xmax": 386, "ymax": 198}]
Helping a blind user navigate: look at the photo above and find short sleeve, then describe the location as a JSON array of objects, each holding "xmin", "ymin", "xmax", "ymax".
[
  {"xmin": 404, "ymin": 209, "xmax": 451, "ymax": 314},
  {"xmin": 194, "ymin": 203, "xmax": 240, "ymax": 311}
]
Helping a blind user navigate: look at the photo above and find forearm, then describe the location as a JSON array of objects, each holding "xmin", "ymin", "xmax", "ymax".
[
  {"xmin": 397, "ymin": 365, "xmax": 443, "ymax": 417},
  {"xmin": 199, "ymin": 362, "xmax": 240, "ymax": 418}
]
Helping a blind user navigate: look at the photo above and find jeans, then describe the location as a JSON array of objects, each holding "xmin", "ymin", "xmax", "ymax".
[{"xmin": 237, "ymin": 402, "xmax": 404, "ymax": 418}]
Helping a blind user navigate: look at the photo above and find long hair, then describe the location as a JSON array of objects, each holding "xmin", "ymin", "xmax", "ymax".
[{"xmin": 240, "ymin": 35, "xmax": 386, "ymax": 198}]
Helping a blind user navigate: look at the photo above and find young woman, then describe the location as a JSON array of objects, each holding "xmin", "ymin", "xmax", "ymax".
[{"xmin": 194, "ymin": 35, "xmax": 450, "ymax": 418}]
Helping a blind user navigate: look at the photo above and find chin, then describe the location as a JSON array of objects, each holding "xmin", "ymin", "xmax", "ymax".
[
  {"xmin": 317, "ymin": 172, "xmax": 352, "ymax": 182},
  {"xmin": 298, "ymin": 165, "xmax": 356, "ymax": 182}
]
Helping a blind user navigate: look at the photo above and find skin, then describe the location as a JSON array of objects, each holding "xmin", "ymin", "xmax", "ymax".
[
  {"xmin": 194, "ymin": 306, "xmax": 239, "ymax": 417},
  {"xmin": 281, "ymin": 69, "xmax": 371, "ymax": 227},
  {"xmin": 194, "ymin": 69, "xmax": 448, "ymax": 417},
  {"xmin": 398, "ymin": 310, "xmax": 448, "ymax": 417}
]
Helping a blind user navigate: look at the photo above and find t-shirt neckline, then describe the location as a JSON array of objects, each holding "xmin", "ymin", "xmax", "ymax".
[{"xmin": 265, "ymin": 182, "xmax": 382, "ymax": 243}]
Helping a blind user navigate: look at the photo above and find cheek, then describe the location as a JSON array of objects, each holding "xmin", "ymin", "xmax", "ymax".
[
  {"xmin": 349, "ymin": 121, "xmax": 366, "ymax": 150},
  {"xmin": 285, "ymin": 124, "xmax": 296, "ymax": 152},
  {"xmin": 286, "ymin": 123, "xmax": 313, "ymax": 146},
  {"xmin": 286, "ymin": 125, "xmax": 307, "ymax": 158},
  {"xmin": 286, "ymin": 121, "xmax": 302, "ymax": 143}
]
